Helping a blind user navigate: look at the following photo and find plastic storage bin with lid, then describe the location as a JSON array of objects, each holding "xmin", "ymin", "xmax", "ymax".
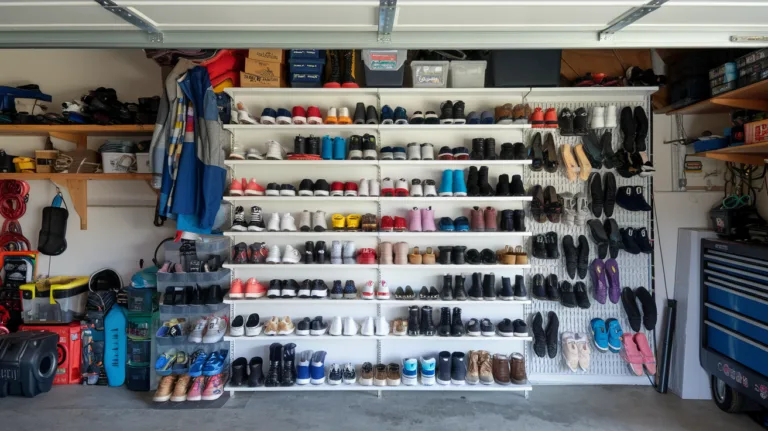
[
  {"xmin": 363, "ymin": 50, "xmax": 407, "ymax": 87},
  {"xmin": 450, "ymin": 60, "xmax": 487, "ymax": 88},
  {"xmin": 410, "ymin": 61, "xmax": 450, "ymax": 88},
  {"xmin": 19, "ymin": 276, "xmax": 89, "ymax": 324}
]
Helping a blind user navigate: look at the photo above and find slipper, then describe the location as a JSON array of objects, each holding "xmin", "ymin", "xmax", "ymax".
[
  {"xmin": 572, "ymin": 144, "xmax": 592, "ymax": 181},
  {"xmin": 560, "ymin": 144, "xmax": 579, "ymax": 182},
  {"xmin": 634, "ymin": 332, "xmax": 657, "ymax": 375},
  {"xmin": 543, "ymin": 186, "xmax": 562, "ymax": 223},
  {"xmin": 155, "ymin": 349, "xmax": 177, "ymax": 376},
  {"xmin": 620, "ymin": 333, "xmax": 645, "ymax": 376}
]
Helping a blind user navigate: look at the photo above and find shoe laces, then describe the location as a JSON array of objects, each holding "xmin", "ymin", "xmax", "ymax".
[
  {"xmin": 234, "ymin": 210, "xmax": 245, "ymax": 223},
  {"xmin": 251, "ymin": 207, "xmax": 263, "ymax": 222}
]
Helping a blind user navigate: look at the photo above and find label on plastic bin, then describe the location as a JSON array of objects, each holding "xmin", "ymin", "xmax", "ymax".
[
  {"xmin": 417, "ymin": 66, "xmax": 445, "ymax": 85},
  {"xmin": 369, "ymin": 51, "xmax": 398, "ymax": 70}
]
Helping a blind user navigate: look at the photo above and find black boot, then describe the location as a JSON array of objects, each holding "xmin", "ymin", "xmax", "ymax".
[
  {"xmin": 231, "ymin": 357, "xmax": 247, "ymax": 386},
  {"xmin": 420, "ymin": 306, "xmax": 436, "ymax": 336},
  {"xmin": 496, "ymin": 174, "xmax": 510, "ymax": 196},
  {"xmin": 451, "ymin": 307, "xmax": 465, "ymax": 336},
  {"xmin": 304, "ymin": 241, "xmax": 315, "ymax": 264},
  {"xmin": 514, "ymin": 275, "xmax": 527, "ymax": 300},
  {"xmin": 437, "ymin": 246, "xmax": 452, "ymax": 265},
  {"xmin": 437, "ymin": 307, "xmax": 451, "ymax": 336},
  {"xmin": 315, "ymin": 241, "xmax": 326, "ymax": 264},
  {"xmin": 454, "ymin": 274, "xmax": 468, "ymax": 301},
  {"xmin": 341, "ymin": 50, "xmax": 359, "ymax": 88},
  {"xmin": 500, "ymin": 210, "xmax": 513, "ymax": 231},
  {"xmin": 483, "ymin": 273, "xmax": 496, "ymax": 300},
  {"xmin": 499, "ymin": 276, "xmax": 514, "ymax": 300},
  {"xmin": 511, "ymin": 174, "xmax": 525, "ymax": 196},
  {"xmin": 478, "ymin": 166, "xmax": 493, "ymax": 196},
  {"xmin": 294, "ymin": 135, "xmax": 306, "ymax": 155},
  {"xmin": 470, "ymin": 138, "xmax": 485, "ymax": 160},
  {"xmin": 264, "ymin": 343, "xmax": 282, "ymax": 387},
  {"xmin": 407, "ymin": 306, "xmax": 420, "ymax": 336},
  {"xmin": 440, "ymin": 274, "xmax": 453, "ymax": 300},
  {"xmin": 500, "ymin": 142, "xmax": 515, "ymax": 159},
  {"xmin": 513, "ymin": 210, "xmax": 526, "ymax": 232},
  {"xmin": 307, "ymin": 135, "xmax": 321, "ymax": 156},
  {"xmin": 467, "ymin": 166, "xmax": 480, "ymax": 196},
  {"xmin": 452, "ymin": 246, "xmax": 467, "ymax": 264},
  {"xmin": 325, "ymin": 50, "xmax": 341, "ymax": 88},
  {"xmin": 281, "ymin": 343, "xmax": 296, "ymax": 386},
  {"xmin": 248, "ymin": 357, "xmax": 264, "ymax": 387},
  {"xmin": 484, "ymin": 138, "xmax": 497, "ymax": 160},
  {"xmin": 468, "ymin": 272, "xmax": 483, "ymax": 300}
]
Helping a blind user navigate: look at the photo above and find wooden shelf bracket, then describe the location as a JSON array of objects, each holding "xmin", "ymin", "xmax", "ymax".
[{"xmin": 50, "ymin": 179, "xmax": 88, "ymax": 230}]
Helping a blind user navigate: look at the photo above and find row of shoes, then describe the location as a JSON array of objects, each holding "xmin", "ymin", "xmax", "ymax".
[
  {"xmin": 380, "ymin": 243, "xmax": 528, "ymax": 266},
  {"xmin": 245, "ymin": 242, "xmax": 377, "ymax": 265},
  {"xmin": 589, "ymin": 318, "xmax": 657, "ymax": 376},
  {"xmin": 391, "ymin": 273, "xmax": 525, "ymax": 302},
  {"xmin": 153, "ymin": 350, "xmax": 229, "ymax": 402},
  {"xmin": 586, "ymin": 218, "xmax": 653, "ymax": 260},
  {"xmin": 161, "ymin": 285, "xmax": 224, "ymax": 306},
  {"xmin": 531, "ymin": 274, "xmax": 591, "ymax": 309}
]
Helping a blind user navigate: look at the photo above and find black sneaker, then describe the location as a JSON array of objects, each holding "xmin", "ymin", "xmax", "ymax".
[
  {"xmin": 232, "ymin": 206, "xmax": 248, "ymax": 231},
  {"xmin": 294, "ymin": 135, "xmax": 307, "ymax": 155},
  {"xmin": 562, "ymin": 235, "xmax": 578, "ymax": 279},
  {"xmin": 530, "ymin": 185, "xmax": 546, "ymax": 223},
  {"xmin": 574, "ymin": 282, "xmax": 591, "ymax": 309},
  {"xmin": 499, "ymin": 276, "xmax": 514, "ymax": 300},
  {"xmin": 299, "ymin": 179, "xmax": 314, "ymax": 196},
  {"xmin": 330, "ymin": 280, "xmax": 343, "ymax": 299},
  {"xmin": 588, "ymin": 172, "xmax": 603, "ymax": 217},
  {"xmin": 528, "ymin": 132, "xmax": 543, "ymax": 171},
  {"xmin": 307, "ymin": 135, "xmax": 321, "ymax": 156},
  {"xmin": 603, "ymin": 172, "xmax": 617, "ymax": 217},
  {"xmin": 532, "ymin": 234, "xmax": 547, "ymax": 259},
  {"xmin": 634, "ymin": 227, "xmax": 653, "ymax": 253},
  {"xmin": 353, "ymin": 102, "xmax": 366, "ymax": 124},
  {"xmin": 500, "ymin": 142, "xmax": 514, "ymax": 160},
  {"xmin": 513, "ymin": 275, "xmax": 527, "ymax": 300},
  {"xmin": 531, "ymin": 312, "xmax": 546, "ymax": 358},
  {"xmin": 621, "ymin": 228, "xmax": 642, "ymax": 254},
  {"xmin": 558, "ymin": 108, "xmax": 574, "ymax": 135},
  {"xmin": 328, "ymin": 364, "xmax": 343, "ymax": 384},
  {"xmin": 497, "ymin": 318, "xmax": 515, "ymax": 336},
  {"xmin": 577, "ymin": 235, "xmax": 589, "ymax": 279},
  {"xmin": 588, "ymin": 219, "xmax": 609, "ymax": 245},
  {"xmin": 635, "ymin": 106, "xmax": 648, "ymax": 152},
  {"xmin": 545, "ymin": 274, "xmax": 560, "ymax": 301},
  {"xmin": 348, "ymin": 135, "xmax": 362, "ymax": 160},
  {"xmin": 496, "ymin": 174, "xmax": 510, "ymax": 196},
  {"xmin": 280, "ymin": 184, "xmax": 297, "ymax": 196},
  {"xmin": 310, "ymin": 280, "xmax": 328, "ymax": 299},
  {"xmin": 513, "ymin": 142, "xmax": 527, "ymax": 160},
  {"xmin": 304, "ymin": 241, "xmax": 315, "ymax": 263},
  {"xmin": 313, "ymin": 179, "xmax": 330, "ymax": 196},
  {"xmin": 437, "ymin": 351, "xmax": 452, "ymax": 384},
  {"xmin": 513, "ymin": 319, "xmax": 528, "ymax": 337},
  {"xmin": 604, "ymin": 218, "xmax": 623, "ymax": 259},
  {"xmin": 542, "ymin": 133, "xmax": 558, "ymax": 173},
  {"xmin": 424, "ymin": 111, "xmax": 440, "ymax": 125},
  {"xmin": 297, "ymin": 317, "xmax": 311, "ymax": 335},
  {"xmin": 362, "ymin": 134, "xmax": 377, "ymax": 160},
  {"xmin": 466, "ymin": 318, "xmax": 481, "ymax": 336},
  {"xmin": 266, "ymin": 182, "xmax": 280, "ymax": 196},
  {"xmin": 315, "ymin": 241, "xmax": 326, "ymax": 264},
  {"xmin": 248, "ymin": 206, "xmax": 266, "ymax": 231},
  {"xmin": 573, "ymin": 107, "xmax": 588, "ymax": 135},
  {"xmin": 440, "ymin": 100, "xmax": 454, "ymax": 124},
  {"xmin": 453, "ymin": 101, "xmax": 466, "ymax": 124},
  {"xmin": 545, "ymin": 231, "xmax": 559, "ymax": 259},
  {"xmin": 559, "ymin": 281, "xmax": 577, "ymax": 308},
  {"xmin": 282, "ymin": 280, "xmax": 299, "ymax": 298},
  {"xmin": 511, "ymin": 175, "xmax": 525, "ymax": 196},
  {"xmin": 480, "ymin": 318, "xmax": 494, "ymax": 336},
  {"xmin": 545, "ymin": 311, "xmax": 559, "ymax": 358},
  {"xmin": 366, "ymin": 105, "xmax": 379, "ymax": 124},
  {"xmin": 601, "ymin": 131, "xmax": 616, "ymax": 169},
  {"xmin": 531, "ymin": 273, "xmax": 546, "ymax": 300},
  {"xmin": 621, "ymin": 287, "xmax": 642, "ymax": 332},
  {"xmin": 620, "ymin": 107, "xmax": 636, "ymax": 153},
  {"xmin": 438, "ymin": 146, "xmax": 452, "ymax": 159},
  {"xmin": 635, "ymin": 286, "xmax": 657, "ymax": 330},
  {"xmin": 451, "ymin": 352, "xmax": 466, "ymax": 384}
]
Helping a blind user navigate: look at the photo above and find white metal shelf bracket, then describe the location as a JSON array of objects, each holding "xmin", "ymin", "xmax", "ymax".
[
  {"xmin": 93, "ymin": 0, "xmax": 164, "ymax": 43},
  {"xmin": 597, "ymin": 0, "xmax": 668, "ymax": 41},
  {"xmin": 378, "ymin": 0, "xmax": 397, "ymax": 43}
]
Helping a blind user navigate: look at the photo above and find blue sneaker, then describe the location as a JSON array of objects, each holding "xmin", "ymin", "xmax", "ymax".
[
  {"xmin": 480, "ymin": 111, "xmax": 495, "ymax": 124},
  {"xmin": 454, "ymin": 216, "xmax": 470, "ymax": 232},
  {"xmin": 394, "ymin": 106, "xmax": 408, "ymax": 124},
  {"xmin": 466, "ymin": 111, "xmax": 480, "ymax": 124},
  {"xmin": 439, "ymin": 170, "xmax": 453, "ymax": 196},
  {"xmin": 276, "ymin": 108, "xmax": 292, "ymax": 124},
  {"xmin": 296, "ymin": 350, "xmax": 313, "ymax": 385},
  {"xmin": 330, "ymin": 280, "xmax": 344, "ymax": 299},
  {"xmin": 188, "ymin": 349, "xmax": 207, "ymax": 377},
  {"xmin": 605, "ymin": 318, "xmax": 623, "ymax": 353},
  {"xmin": 439, "ymin": 217, "xmax": 455, "ymax": 232},
  {"xmin": 202, "ymin": 349, "xmax": 228, "ymax": 376},
  {"xmin": 402, "ymin": 358, "xmax": 418, "ymax": 386},
  {"xmin": 332, "ymin": 136, "xmax": 346, "ymax": 160},
  {"xmin": 420, "ymin": 356, "xmax": 436, "ymax": 386},
  {"xmin": 155, "ymin": 349, "xmax": 177, "ymax": 376},
  {"xmin": 453, "ymin": 169, "xmax": 468, "ymax": 196},
  {"xmin": 590, "ymin": 318, "xmax": 609, "ymax": 352},
  {"xmin": 381, "ymin": 105, "xmax": 394, "ymax": 124},
  {"xmin": 393, "ymin": 146, "xmax": 407, "ymax": 160},
  {"xmin": 380, "ymin": 146, "xmax": 394, "ymax": 160},
  {"xmin": 321, "ymin": 135, "xmax": 333, "ymax": 160},
  {"xmin": 343, "ymin": 280, "xmax": 358, "ymax": 299},
  {"xmin": 310, "ymin": 350, "xmax": 327, "ymax": 385},
  {"xmin": 260, "ymin": 108, "xmax": 276, "ymax": 124}
]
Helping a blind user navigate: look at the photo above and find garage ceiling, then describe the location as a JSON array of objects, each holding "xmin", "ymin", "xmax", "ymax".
[{"xmin": 0, "ymin": 0, "xmax": 767, "ymax": 48}]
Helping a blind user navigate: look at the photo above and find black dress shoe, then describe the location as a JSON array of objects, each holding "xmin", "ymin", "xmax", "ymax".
[
  {"xmin": 545, "ymin": 311, "xmax": 560, "ymax": 358},
  {"xmin": 532, "ymin": 273, "xmax": 546, "ymax": 300},
  {"xmin": 528, "ymin": 132, "xmax": 543, "ymax": 171},
  {"xmin": 559, "ymin": 281, "xmax": 577, "ymax": 308},
  {"xmin": 545, "ymin": 274, "xmax": 560, "ymax": 301},
  {"xmin": 562, "ymin": 235, "xmax": 578, "ymax": 279}
]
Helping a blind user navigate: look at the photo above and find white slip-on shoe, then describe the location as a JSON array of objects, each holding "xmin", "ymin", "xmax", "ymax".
[
  {"xmin": 229, "ymin": 315, "xmax": 244, "ymax": 337},
  {"xmin": 591, "ymin": 106, "xmax": 605, "ymax": 129},
  {"xmin": 604, "ymin": 104, "xmax": 617, "ymax": 128},
  {"xmin": 266, "ymin": 245, "xmax": 282, "ymax": 263},
  {"xmin": 280, "ymin": 212, "xmax": 297, "ymax": 232},
  {"xmin": 410, "ymin": 179, "xmax": 423, "ymax": 197},
  {"xmin": 312, "ymin": 210, "xmax": 327, "ymax": 232},
  {"xmin": 369, "ymin": 179, "xmax": 380, "ymax": 196},
  {"xmin": 407, "ymin": 142, "xmax": 421, "ymax": 160},
  {"xmin": 423, "ymin": 179, "xmax": 438, "ymax": 197},
  {"xmin": 376, "ymin": 280, "xmax": 390, "ymax": 300},
  {"xmin": 265, "ymin": 140, "xmax": 285, "ymax": 160},
  {"xmin": 375, "ymin": 316, "xmax": 390, "ymax": 336},
  {"xmin": 246, "ymin": 148, "xmax": 265, "ymax": 160},
  {"xmin": 299, "ymin": 210, "xmax": 312, "ymax": 232},
  {"xmin": 343, "ymin": 316, "xmax": 359, "ymax": 335},
  {"xmin": 237, "ymin": 102, "xmax": 258, "ymax": 124},
  {"xmin": 361, "ymin": 280, "xmax": 375, "ymax": 300},
  {"xmin": 421, "ymin": 143, "xmax": 435, "ymax": 160},
  {"xmin": 360, "ymin": 317, "xmax": 375, "ymax": 336},
  {"xmin": 188, "ymin": 318, "xmax": 207, "ymax": 343},
  {"xmin": 329, "ymin": 316, "xmax": 343, "ymax": 336},
  {"xmin": 282, "ymin": 245, "xmax": 301, "ymax": 264},
  {"xmin": 267, "ymin": 213, "xmax": 280, "ymax": 232},
  {"xmin": 358, "ymin": 179, "xmax": 369, "ymax": 197},
  {"xmin": 244, "ymin": 314, "xmax": 263, "ymax": 336}
]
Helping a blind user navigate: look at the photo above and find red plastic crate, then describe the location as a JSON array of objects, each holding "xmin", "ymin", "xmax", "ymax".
[{"xmin": 19, "ymin": 322, "xmax": 84, "ymax": 385}]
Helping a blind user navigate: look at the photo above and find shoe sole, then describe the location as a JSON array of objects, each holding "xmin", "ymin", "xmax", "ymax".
[
  {"xmin": 573, "ymin": 144, "xmax": 592, "ymax": 181},
  {"xmin": 560, "ymin": 144, "xmax": 578, "ymax": 182}
]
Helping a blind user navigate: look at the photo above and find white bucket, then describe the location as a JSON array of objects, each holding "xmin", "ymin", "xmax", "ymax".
[{"xmin": 101, "ymin": 152, "xmax": 136, "ymax": 173}]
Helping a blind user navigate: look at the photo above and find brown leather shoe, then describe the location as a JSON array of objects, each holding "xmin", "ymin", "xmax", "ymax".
[
  {"xmin": 514, "ymin": 245, "xmax": 529, "ymax": 265},
  {"xmin": 484, "ymin": 207, "xmax": 497, "ymax": 231},
  {"xmin": 171, "ymin": 374, "xmax": 192, "ymax": 402},
  {"xmin": 361, "ymin": 213, "xmax": 377, "ymax": 232},
  {"xmin": 510, "ymin": 353, "xmax": 527, "ymax": 384},
  {"xmin": 495, "ymin": 103, "xmax": 513, "ymax": 124},
  {"xmin": 467, "ymin": 350, "xmax": 480, "ymax": 384},
  {"xmin": 379, "ymin": 242, "xmax": 393, "ymax": 264},
  {"xmin": 422, "ymin": 247, "xmax": 436, "ymax": 264},
  {"xmin": 394, "ymin": 242, "xmax": 409, "ymax": 265},
  {"xmin": 374, "ymin": 363, "xmax": 388, "ymax": 386},
  {"xmin": 497, "ymin": 246, "xmax": 516, "ymax": 265},
  {"xmin": 387, "ymin": 363, "xmax": 402, "ymax": 386},
  {"xmin": 360, "ymin": 362, "xmax": 374, "ymax": 385},
  {"xmin": 493, "ymin": 354, "xmax": 511, "ymax": 385},
  {"xmin": 512, "ymin": 104, "xmax": 527, "ymax": 122},
  {"xmin": 478, "ymin": 350, "xmax": 494, "ymax": 384},
  {"xmin": 408, "ymin": 246, "xmax": 423, "ymax": 264}
]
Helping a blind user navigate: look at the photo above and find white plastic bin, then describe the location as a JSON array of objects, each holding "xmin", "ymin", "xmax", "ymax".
[
  {"xmin": 101, "ymin": 152, "xmax": 136, "ymax": 173},
  {"xmin": 450, "ymin": 60, "xmax": 487, "ymax": 88},
  {"xmin": 410, "ymin": 61, "xmax": 449, "ymax": 88}
]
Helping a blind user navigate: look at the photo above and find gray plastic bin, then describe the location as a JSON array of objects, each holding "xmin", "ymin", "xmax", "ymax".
[{"xmin": 363, "ymin": 49, "xmax": 407, "ymax": 87}]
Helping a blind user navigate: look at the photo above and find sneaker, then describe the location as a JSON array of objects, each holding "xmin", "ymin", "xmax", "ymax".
[
  {"xmin": 343, "ymin": 316, "xmax": 359, "ymax": 335},
  {"xmin": 590, "ymin": 318, "xmax": 609, "ymax": 352},
  {"xmin": 366, "ymin": 105, "xmax": 378, "ymax": 124},
  {"xmin": 280, "ymin": 213, "xmax": 297, "ymax": 232},
  {"xmin": 420, "ymin": 356, "xmax": 436, "ymax": 386},
  {"xmin": 440, "ymin": 101, "xmax": 454, "ymax": 124},
  {"xmin": 296, "ymin": 350, "xmax": 312, "ymax": 385},
  {"xmin": 410, "ymin": 111, "xmax": 425, "ymax": 124},
  {"xmin": 344, "ymin": 181, "xmax": 359, "ymax": 197},
  {"xmin": 310, "ymin": 351, "xmax": 327, "ymax": 385},
  {"xmin": 359, "ymin": 362, "xmax": 375, "ymax": 386},
  {"xmin": 394, "ymin": 107, "xmax": 408, "ymax": 124},
  {"xmin": 562, "ymin": 332, "xmax": 580, "ymax": 372},
  {"xmin": 402, "ymin": 358, "xmax": 418, "ymax": 386},
  {"xmin": 310, "ymin": 316, "xmax": 328, "ymax": 335},
  {"xmin": 387, "ymin": 363, "xmax": 402, "ymax": 386},
  {"xmin": 342, "ymin": 363, "xmax": 357, "ymax": 384},
  {"xmin": 606, "ymin": 318, "xmax": 623, "ymax": 353},
  {"xmin": 245, "ymin": 313, "xmax": 262, "ymax": 335},
  {"xmin": 310, "ymin": 281, "xmax": 328, "ymax": 299},
  {"xmin": 376, "ymin": 280, "xmax": 390, "ymax": 300},
  {"xmin": 230, "ymin": 178, "xmax": 245, "ymax": 196},
  {"xmin": 361, "ymin": 280, "xmax": 375, "ymax": 300},
  {"xmin": 231, "ymin": 206, "xmax": 248, "ymax": 231},
  {"xmin": 202, "ymin": 317, "xmax": 227, "ymax": 343}
]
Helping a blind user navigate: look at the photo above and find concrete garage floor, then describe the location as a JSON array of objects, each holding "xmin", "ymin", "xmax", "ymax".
[{"xmin": 2, "ymin": 385, "xmax": 761, "ymax": 431}]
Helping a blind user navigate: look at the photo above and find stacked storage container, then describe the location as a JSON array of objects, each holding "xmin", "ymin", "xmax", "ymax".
[
  {"xmin": 289, "ymin": 50, "xmax": 326, "ymax": 88},
  {"xmin": 126, "ymin": 287, "xmax": 158, "ymax": 391}
]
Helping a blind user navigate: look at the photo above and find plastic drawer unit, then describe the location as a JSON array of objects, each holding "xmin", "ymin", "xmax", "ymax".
[{"xmin": 700, "ymin": 239, "xmax": 768, "ymax": 410}]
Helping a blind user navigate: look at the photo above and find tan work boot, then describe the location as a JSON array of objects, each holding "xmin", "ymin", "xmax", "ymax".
[
  {"xmin": 170, "ymin": 374, "xmax": 192, "ymax": 402},
  {"xmin": 153, "ymin": 375, "xmax": 176, "ymax": 402},
  {"xmin": 478, "ymin": 350, "xmax": 494, "ymax": 385},
  {"xmin": 466, "ymin": 350, "xmax": 480, "ymax": 385}
]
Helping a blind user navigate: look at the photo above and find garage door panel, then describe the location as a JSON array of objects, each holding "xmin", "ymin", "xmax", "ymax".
[
  {"xmin": 634, "ymin": 4, "xmax": 768, "ymax": 26},
  {"xmin": 0, "ymin": 4, "xmax": 132, "ymax": 29}
]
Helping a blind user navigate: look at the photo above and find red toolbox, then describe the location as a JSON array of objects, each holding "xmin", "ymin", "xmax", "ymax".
[{"xmin": 19, "ymin": 322, "xmax": 84, "ymax": 385}]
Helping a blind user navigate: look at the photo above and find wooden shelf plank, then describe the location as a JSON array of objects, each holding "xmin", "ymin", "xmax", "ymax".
[
  {"xmin": 0, "ymin": 125, "xmax": 154, "ymax": 136},
  {"xmin": 0, "ymin": 173, "xmax": 153, "ymax": 180},
  {"xmin": 689, "ymin": 141, "xmax": 768, "ymax": 165},
  {"xmin": 665, "ymin": 79, "xmax": 768, "ymax": 116}
]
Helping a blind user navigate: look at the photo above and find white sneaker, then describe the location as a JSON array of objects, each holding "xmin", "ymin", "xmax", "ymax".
[
  {"xmin": 338, "ymin": 107, "xmax": 350, "ymax": 123},
  {"xmin": 395, "ymin": 178, "xmax": 408, "ymax": 195},
  {"xmin": 410, "ymin": 179, "xmax": 423, "ymax": 197},
  {"xmin": 281, "ymin": 213, "xmax": 297, "ymax": 231},
  {"xmin": 236, "ymin": 102, "xmax": 258, "ymax": 124},
  {"xmin": 229, "ymin": 145, "xmax": 246, "ymax": 160},
  {"xmin": 375, "ymin": 316, "xmax": 389, "ymax": 336},
  {"xmin": 591, "ymin": 107, "xmax": 605, "ymax": 129},
  {"xmin": 562, "ymin": 332, "xmax": 579, "ymax": 372},
  {"xmin": 245, "ymin": 314, "xmax": 263, "ymax": 336},
  {"xmin": 421, "ymin": 143, "xmax": 434, "ymax": 160},
  {"xmin": 312, "ymin": 211, "xmax": 327, "ymax": 231},
  {"xmin": 359, "ymin": 179, "xmax": 369, "ymax": 197},
  {"xmin": 230, "ymin": 315, "xmax": 245, "ymax": 337},
  {"xmin": 360, "ymin": 317, "xmax": 375, "ymax": 336},
  {"xmin": 282, "ymin": 245, "xmax": 301, "ymax": 264},
  {"xmin": 299, "ymin": 210, "xmax": 311, "ymax": 231},
  {"xmin": 423, "ymin": 180, "xmax": 438, "ymax": 197},
  {"xmin": 574, "ymin": 333, "xmax": 591, "ymax": 371},
  {"xmin": 265, "ymin": 140, "xmax": 285, "ymax": 160},
  {"xmin": 329, "ymin": 316, "xmax": 343, "ymax": 336},
  {"xmin": 188, "ymin": 318, "xmax": 207, "ymax": 343},
  {"xmin": 574, "ymin": 192, "xmax": 590, "ymax": 227},
  {"xmin": 343, "ymin": 316, "xmax": 358, "ymax": 336},
  {"xmin": 342, "ymin": 241, "xmax": 356, "ymax": 264},
  {"xmin": 376, "ymin": 280, "xmax": 391, "ymax": 300},
  {"xmin": 267, "ymin": 213, "xmax": 280, "ymax": 232},
  {"xmin": 361, "ymin": 280, "xmax": 375, "ymax": 300},
  {"xmin": 369, "ymin": 179, "xmax": 380, "ymax": 196},
  {"xmin": 266, "ymin": 245, "xmax": 282, "ymax": 263},
  {"xmin": 605, "ymin": 104, "xmax": 617, "ymax": 128},
  {"xmin": 202, "ymin": 317, "xmax": 227, "ymax": 343},
  {"xmin": 246, "ymin": 148, "xmax": 265, "ymax": 160},
  {"xmin": 407, "ymin": 143, "xmax": 421, "ymax": 160}
]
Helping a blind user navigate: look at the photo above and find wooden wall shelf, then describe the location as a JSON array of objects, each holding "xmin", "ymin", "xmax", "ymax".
[
  {"xmin": 689, "ymin": 141, "xmax": 768, "ymax": 165},
  {"xmin": 663, "ymin": 80, "xmax": 768, "ymax": 116}
]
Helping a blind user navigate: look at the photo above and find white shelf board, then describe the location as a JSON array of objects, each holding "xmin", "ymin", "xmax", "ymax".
[
  {"xmin": 225, "ymin": 88, "xmax": 379, "ymax": 97},
  {"xmin": 225, "ymin": 159, "xmax": 378, "ymax": 166},
  {"xmin": 378, "ymin": 231, "xmax": 532, "ymax": 238},
  {"xmin": 379, "ymin": 196, "xmax": 532, "ymax": 202},
  {"xmin": 526, "ymin": 86, "xmax": 659, "ymax": 98},
  {"xmin": 224, "ymin": 298, "xmax": 532, "ymax": 306},
  {"xmin": 378, "ymin": 124, "xmax": 531, "ymax": 130},
  {"xmin": 223, "ymin": 264, "xmax": 379, "ymax": 270},
  {"xmin": 223, "ymin": 196, "xmax": 379, "ymax": 202},
  {"xmin": 224, "ymin": 124, "xmax": 378, "ymax": 131},
  {"xmin": 384, "ymin": 264, "xmax": 531, "ymax": 270},
  {"xmin": 381, "ymin": 299, "xmax": 532, "ymax": 306},
  {"xmin": 225, "ymin": 298, "xmax": 371, "ymax": 304},
  {"xmin": 224, "ymin": 335, "xmax": 531, "ymax": 342},
  {"xmin": 379, "ymin": 160, "xmax": 532, "ymax": 166},
  {"xmin": 226, "ymin": 382, "xmax": 532, "ymax": 392},
  {"xmin": 223, "ymin": 231, "xmax": 531, "ymax": 238},
  {"xmin": 223, "ymin": 231, "xmax": 377, "ymax": 237},
  {"xmin": 379, "ymin": 88, "xmax": 531, "ymax": 96}
]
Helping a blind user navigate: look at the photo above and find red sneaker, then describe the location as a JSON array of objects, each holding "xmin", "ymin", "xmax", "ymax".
[
  {"xmin": 307, "ymin": 106, "xmax": 322, "ymax": 124},
  {"xmin": 330, "ymin": 181, "xmax": 345, "ymax": 197},
  {"xmin": 530, "ymin": 107, "xmax": 544, "ymax": 128},
  {"xmin": 344, "ymin": 181, "xmax": 358, "ymax": 197},
  {"xmin": 292, "ymin": 106, "xmax": 307, "ymax": 124},
  {"xmin": 381, "ymin": 177, "xmax": 395, "ymax": 197},
  {"xmin": 393, "ymin": 216, "xmax": 407, "ymax": 232},
  {"xmin": 395, "ymin": 178, "xmax": 409, "ymax": 197},
  {"xmin": 544, "ymin": 108, "xmax": 558, "ymax": 128},
  {"xmin": 245, "ymin": 179, "xmax": 265, "ymax": 196},
  {"xmin": 380, "ymin": 216, "xmax": 394, "ymax": 232},
  {"xmin": 229, "ymin": 178, "xmax": 245, "ymax": 196},
  {"xmin": 245, "ymin": 278, "xmax": 267, "ymax": 298},
  {"xmin": 229, "ymin": 278, "xmax": 244, "ymax": 299},
  {"xmin": 356, "ymin": 248, "xmax": 377, "ymax": 264}
]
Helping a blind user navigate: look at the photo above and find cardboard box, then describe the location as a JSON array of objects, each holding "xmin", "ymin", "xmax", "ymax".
[
  {"xmin": 240, "ymin": 71, "xmax": 283, "ymax": 88},
  {"xmin": 245, "ymin": 58, "xmax": 283, "ymax": 76},
  {"xmin": 248, "ymin": 49, "xmax": 284, "ymax": 64},
  {"xmin": 35, "ymin": 150, "xmax": 58, "ymax": 173},
  {"xmin": 745, "ymin": 119, "xmax": 768, "ymax": 145}
]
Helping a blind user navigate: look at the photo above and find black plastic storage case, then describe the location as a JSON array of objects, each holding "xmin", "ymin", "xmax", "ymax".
[
  {"xmin": 487, "ymin": 50, "xmax": 561, "ymax": 87},
  {"xmin": 0, "ymin": 330, "xmax": 58, "ymax": 397}
]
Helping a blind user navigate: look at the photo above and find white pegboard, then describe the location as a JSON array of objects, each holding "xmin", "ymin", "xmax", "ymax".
[{"xmin": 522, "ymin": 99, "xmax": 654, "ymax": 381}]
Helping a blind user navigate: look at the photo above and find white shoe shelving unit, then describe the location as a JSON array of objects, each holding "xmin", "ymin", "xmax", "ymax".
[{"xmin": 218, "ymin": 86, "xmax": 657, "ymax": 397}]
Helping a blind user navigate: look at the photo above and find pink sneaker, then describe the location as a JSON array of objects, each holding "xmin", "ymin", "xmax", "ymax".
[
  {"xmin": 620, "ymin": 335, "xmax": 645, "ymax": 376},
  {"xmin": 202, "ymin": 373, "xmax": 224, "ymax": 400},
  {"xmin": 186, "ymin": 376, "xmax": 205, "ymax": 401},
  {"xmin": 230, "ymin": 178, "xmax": 245, "ymax": 196},
  {"xmin": 634, "ymin": 332, "xmax": 657, "ymax": 375},
  {"xmin": 421, "ymin": 207, "xmax": 436, "ymax": 232},
  {"xmin": 408, "ymin": 207, "xmax": 422, "ymax": 232},
  {"xmin": 245, "ymin": 179, "xmax": 265, "ymax": 196},
  {"xmin": 484, "ymin": 207, "xmax": 497, "ymax": 231}
]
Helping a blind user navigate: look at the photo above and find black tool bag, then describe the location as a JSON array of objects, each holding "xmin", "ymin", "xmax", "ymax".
[{"xmin": 37, "ymin": 192, "xmax": 68, "ymax": 256}]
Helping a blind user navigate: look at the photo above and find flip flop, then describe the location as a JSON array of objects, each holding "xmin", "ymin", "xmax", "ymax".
[{"xmin": 634, "ymin": 332, "xmax": 657, "ymax": 375}]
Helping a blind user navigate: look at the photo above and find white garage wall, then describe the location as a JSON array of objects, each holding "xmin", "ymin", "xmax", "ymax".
[{"xmin": 0, "ymin": 49, "xmax": 174, "ymax": 282}]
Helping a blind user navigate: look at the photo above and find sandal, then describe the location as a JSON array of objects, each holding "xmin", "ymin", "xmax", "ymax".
[
  {"xmin": 155, "ymin": 349, "xmax": 178, "ymax": 376},
  {"xmin": 515, "ymin": 246, "xmax": 529, "ymax": 265},
  {"xmin": 543, "ymin": 185, "xmax": 563, "ymax": 224},
  {"xmin": 530, "ymin": 185, "xmax": 546, "ymax": 223}
]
